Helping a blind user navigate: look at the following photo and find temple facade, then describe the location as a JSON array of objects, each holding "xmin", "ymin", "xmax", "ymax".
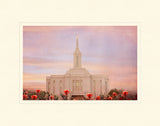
[{"xmin": 46, "ymin": 36, "xmax": 109, "ymax": 99}]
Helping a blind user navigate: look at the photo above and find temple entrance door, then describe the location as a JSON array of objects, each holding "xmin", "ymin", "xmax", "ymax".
[{"xmin": 71, "ymin": 95, "xmax": 85, "ymax": 100}]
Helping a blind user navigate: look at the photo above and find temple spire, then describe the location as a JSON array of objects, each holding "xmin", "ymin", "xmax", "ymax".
[
  {"xmin": 76, "ymin": 35, "xmax": 78, "ymax": 48},
  {"xmin": 73, "ymin": 35, "xmax": 81, "ymax": 68}
]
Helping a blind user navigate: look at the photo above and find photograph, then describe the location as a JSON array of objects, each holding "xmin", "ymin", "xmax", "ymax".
[
  {"xmin": 23, "ymin": 26, "xmax": 137, "ymax": 100},
  {"xmin": 3, "ymin": 1, "xmax": 160, "ymax": 126}
]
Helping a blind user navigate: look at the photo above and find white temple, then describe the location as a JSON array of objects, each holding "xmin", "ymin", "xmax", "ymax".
[{"xmin": 46, "ymin": 36, "xmax": 109, "ymax": 99}]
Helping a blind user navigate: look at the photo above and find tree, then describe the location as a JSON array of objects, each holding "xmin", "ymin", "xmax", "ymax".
[{"xmin": 108, "ymin": 88, "xmax": 123, "ymax": 96}]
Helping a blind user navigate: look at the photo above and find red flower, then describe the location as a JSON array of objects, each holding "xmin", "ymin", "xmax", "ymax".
[
  {"xmin": 96, "ymin": 96, "xmax": 101, "ymax": 100},
  {"xmin": 107, "ymin": 96, "xmax": 112, "ymax": 100},
  {"xmin": 50, "ymin": 95, "xmax": 54, "ymax": 100},
  {"xmin": 87, "ymin": 93, "xmax": 93, "ymax": 99},
  {"xmin": 36, "ymin": 89, "xmax": 41, "ymax": 94},
  {"xmin": 23, "ymin": 95, "xmax": 28, "ymax": 100},
  {"xmin": 119, "ymin": 97, "xmax": 123, "ymax": 100},
  {"xmin": 123, "ymin": 91, "xmax": 128, "ymax": 97},
  {"xmin": 112, "ymin": 92, "xmax": 117, "ymax": 97},
  {"xmin": 31, "ymin": 95, "xmax": 37, "ymax": 100},
  {"xmin": 64, "ymin": 90, "xmax": 69, "ymax": 95}
]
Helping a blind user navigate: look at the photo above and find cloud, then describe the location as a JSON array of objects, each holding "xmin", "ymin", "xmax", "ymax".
[
  {"xmin": 23, "ymin": 73, "xmax": 49, "ymax": 82},
  {"xmin": 23, "ymin": 26, "xmax": 71, "ymax": 32},
  {"xmin": 23, "ymin": 82, "xmax": 46, "ymax": 91},
  {"xmin": 23, "ymin": 56, "xmax": 73, "ymax": 69},
  {"xmin": 23, "ymin": 26, "xmax": 137, "ymax": 92}
]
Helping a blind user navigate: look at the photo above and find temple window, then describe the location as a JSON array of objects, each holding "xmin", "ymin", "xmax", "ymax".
[
  {"xmin": 48, "ymin": 82, "xmax": 50, "ymax": 92},
  {"xmin": 81, "ymin": 80, "xmax": 83, "ymax": 91},
  {"xmin": 60, "ymin": 80, "xmax": 62, "ymax": 94},
  {"xmin": 53, "ymin": 80, "xmax": 55, "ymax": 95}
]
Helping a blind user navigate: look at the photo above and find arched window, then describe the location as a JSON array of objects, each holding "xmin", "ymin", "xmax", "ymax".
[
  {"xmin": 72, "ymin": 80, "xmax": 82, "ymax": 92},
  {"xmin": 81, "ymin": 80, "xmax": 83, "ymax": 91},
  {"xmin": 53, "ymin": 80, "xmax": 55, "ymax": 95},
  {"xmin": 48, "ymin": 82, "xmax": 50, "ymax": 92},
  {"xmin": 76, "ymin": 80, "xmax": 78, "ymax": 91},
  {"xmin": 60, "ymin": 80, "xmax": 62, "ymax": 94}
]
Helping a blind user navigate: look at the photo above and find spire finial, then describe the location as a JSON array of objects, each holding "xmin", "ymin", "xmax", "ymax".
[{"xmin": 76, "ymin": 35, "xmax": 78, "ymax": 48}]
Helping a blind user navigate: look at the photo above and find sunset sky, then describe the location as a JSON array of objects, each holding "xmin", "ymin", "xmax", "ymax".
[{"xmin": 23, "ymin": 26, "xmax": 137, "ymax": 92}]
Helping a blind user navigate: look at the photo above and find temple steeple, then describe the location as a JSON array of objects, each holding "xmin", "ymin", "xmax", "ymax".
[
  {"xmin": 73, "ymin": 35, "xmax": 81, "ymax": 68},
  {"xmin": 76, "ymin": 35, "xmax": 78, "ymax": 48}
]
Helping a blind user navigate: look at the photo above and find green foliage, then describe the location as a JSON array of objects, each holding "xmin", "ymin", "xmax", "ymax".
[
  {"xmin": 23, "ymin": 89, "xmax": 137, "ymax": 100},
  {"xmin": 61, "ymin": 94, "xmax": 65, "ymax": 99},
  {"xmin": 64, "ymin": 96, "xmax": 68, "ymax": 100},
  {"xmin": 100, "ymin": 94, "xmax": 104, "ymax": 100},
  {"xmin": 108, "ymin": 88, "xmax": 123, "ymax": 96},
  {"xmin": 61, "ymin": 94, "xmax": 68, "ymax": 100},
  {"xmin": 38, "ymin": 91, "xmax": 46, "ymax": 100},
  {"xmin": 46, "ymin": 92, "xmax": 49, "ymax": 96},
  {"xmin": 54, "ymin": 95, "xmax": 59, "ymax": 100},
  {"xmin": 26, "ymin": 91, "xmax": 36, "ymax": 100}
]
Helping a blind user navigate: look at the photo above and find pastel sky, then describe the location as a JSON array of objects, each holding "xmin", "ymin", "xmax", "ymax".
[{"xmin": 23, "ymin": 26, "xmax": 137, "ymax": 92}]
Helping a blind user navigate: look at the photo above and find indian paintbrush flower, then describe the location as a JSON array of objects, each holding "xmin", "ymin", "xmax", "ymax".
[
  {"xmin": 123, "ymin": 91, "xmax": 128, "ymax": 97},
  {"xmin": 50, "ymin": 95, "xmax": 54, "ymax": 100},
  {"xmin": 23, "ymin": 95, "xmax": 28, "ymax": 100},
  {"xmin": 96, "ymin": 96, "xmax": 101, "ymax": 100},
  {"xmin": 31, "ymin": 95, "xmax": 37, "ymax": 100},
  {"xmin": 36, "ymin": 89, "xmax": 41, "ymax": 94},
  {"xmin": 64, "ymin": 90, "xmax": 69, "ymax": 96},
  {"xmin": 107, "ymin": 96, "xmax": 113, "ymax": 100},
  {"xmin": 87, "ymin": 93, "xmax": 93, "ymax": 99},
  {"xmin": 112, "ymin": 92, "xmax": 117, "ymax": 97}
]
